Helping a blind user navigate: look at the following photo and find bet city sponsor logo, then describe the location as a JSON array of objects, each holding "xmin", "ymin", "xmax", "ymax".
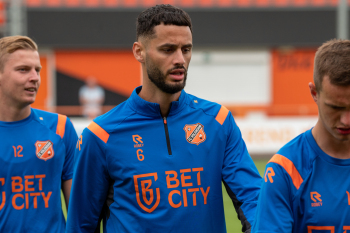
[
  {"xmin": 0, "ymin": 175, "xmax": 52, "ymax": 211},
  {"xmin": 133, "ymin": 167, "xmax": 210, "ymax": 213}
]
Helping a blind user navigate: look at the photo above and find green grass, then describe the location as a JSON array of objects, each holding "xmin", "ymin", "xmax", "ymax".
[{"xmin": 62, "ymin": 158, "xmax": 268, "ymax": 232}]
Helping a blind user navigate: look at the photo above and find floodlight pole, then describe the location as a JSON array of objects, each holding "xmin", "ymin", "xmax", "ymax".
[
  {"xmin": 337, "ymin": 0, "xmax": 349, "ymax": 39},
  {"xmin": 8, "ymin": 0, "xmax": 27, "ymax": 36}
]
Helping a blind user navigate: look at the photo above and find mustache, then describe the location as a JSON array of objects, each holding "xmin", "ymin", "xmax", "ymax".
[{"xmin": 166, "ymin": 66, "xmax": 188, "ymax": 75}]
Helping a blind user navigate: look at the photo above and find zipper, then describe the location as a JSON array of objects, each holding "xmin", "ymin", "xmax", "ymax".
[{"xmin": 163, "ymin": 117, "xmax": 172, "ymax": 155}]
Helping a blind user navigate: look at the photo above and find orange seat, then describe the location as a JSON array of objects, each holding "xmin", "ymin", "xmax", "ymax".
[
  {"xmin": 256, "ymin": 0, "xmax": 270, "ymax": 7},
  {"xmin": 26, "ymin": 0, "xmax": 42, "ymax": 7},
  {"xmin": 0, "ymin": 1, "xmax": 5, "ymax": 25},
  {"xmin": 123, "ymin": 0, "xmax": 137, "ymax": 7},
  {"xmin": 46, "ymin": 0, "xmax": 62, "ymax": 7},
  {"xmin": 311, "ymin": 0, "xmax": 326, "ymax": 6},
  {"xmin": 85, "ymin": 0, "xmax": 100, "ymax": 7},
  {"xmin": 65, "ymin": 0, "xmax": 81, "ymax": 7},
  {"xmin": 293, "ymin": 0, "xmax": 308, "ymax": 7},
  {"xmin": 179, "ymin": 0, "xmax": 195, "ymax": 8},
  {"xmin": 330, "ymin": 0, "xmax": 338, "ymax": 6},
  {"xmin": 103, "ymin": 0, "xmax": 119, "ymax": 6},
  {"xmin": 218, "ymin": 0, "xmax": 233, "ymax": 7},
  {"xmin": 236, "ymin": 0, "xmax": 251, "ymax": 7},
  {"xmin": 274, "ymin": 0, "xmax": 289, "ymax": 7},
  {"xmin": 142, "ymin": 0, "xmax": 157, "ymax": 7},
  {"xmin": 160, "ymin": 0, "xmax": 176, "ymax": 5},
  {"xmin": 199, "ymin": 0, "xmax": 214, "ymax": 7}
]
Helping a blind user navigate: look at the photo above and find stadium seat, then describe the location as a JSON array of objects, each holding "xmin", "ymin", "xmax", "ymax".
[
  {"xmin": 218, "ymin": 0, "xmax": 233, "ymax": 7},
  {"xmin": 199, "ymin": 0, "xmax": 214, "ymax": 7},
  {"xmin": 160, "ymin": 0, "xmax": 176, "ymax": 5},
  {"xmin": 293, "ymin": 0, "xmax": 308, "ymax": 7},
  {"xmin": 255, "ymin": 0, "xmax": 270, "ymax": 7},
  {"xmin": 123, "ymin": 0, "xmax": 137, "ymax": 7},
  {"xmin": 26, "ymin": 0, "xmax": 42, "ymax": 7},
  {"xmin": 24, "ymin": 0, "xmax": 349, "ymax": 8},
  {"xmin": 0, "ymin": 1, "xmax": 4, "ymax": 25},
  {"xmin": 274, "ymin": 0, "xmax": 289, "ymax": 7},
  {"xmin": 236, "ymin": 0, "xmax": 251, "ymax": 7},
  {"xmin": 65, "ymin": 0, "xmax": 81, "ymax": 7},
  {"xmin": 179, "ymin": 0, "xmax": 196, "ymax": 8},
  {"xmin": 143, "ymin": 0, "xmax": 157, "ymax": 7},
  {"xmin": 85, "ymin": 0, "xmax": 100, "ymax": 7},
  {"xmin": 103, "ymin": 0, "xmax": 119, "ymax": 6},
  {"xmin": 46, "ymin": 0, "xmax": 62, "ymax": 7},
  {"xmin": 311, "ymin": 0, "xmax": 326, "ymax": 6}
]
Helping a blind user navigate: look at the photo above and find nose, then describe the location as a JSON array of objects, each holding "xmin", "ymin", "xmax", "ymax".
[
  {"xmin": 340, "ymin": 110, "xmax": 350, "ymax": 127},
  {"xmin": 29, "ymin": 69, "xmax": 40, "ymax": 82},
  {"xmin": 173, "ymin": 49, "xmax": 185, "ymax": 66}
]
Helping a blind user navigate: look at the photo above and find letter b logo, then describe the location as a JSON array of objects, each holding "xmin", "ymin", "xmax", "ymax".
[{"xmin": 133, "ymin": 173, "xmax": 160, "ymax": 213}]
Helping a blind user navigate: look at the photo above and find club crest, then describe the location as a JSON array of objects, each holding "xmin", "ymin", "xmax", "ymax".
[
  {"xmin": 183, "ymin": 123, "xmax": 206, "ymax": 145},
  {"xmin": 35, "ymin": 140, "xmax": 54, "ymax": 161}
]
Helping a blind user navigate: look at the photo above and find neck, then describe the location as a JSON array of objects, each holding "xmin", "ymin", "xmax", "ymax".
[
  {"xmin": 139, "ymin": 83, "xmax": 181, "ymax": 117},
  {"xmin": 0, "ymin": 103, "xmax": 31, "ymax": 122},
  {"xmin": 312, "ymin": 120, "xmax": 350, "ymax": 159}
]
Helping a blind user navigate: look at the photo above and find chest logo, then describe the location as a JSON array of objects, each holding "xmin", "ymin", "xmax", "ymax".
[
  {"xmin": 264, "ymin": 167, "xmax": 275, "ymax": 183},
  {"xmin": 183, "ymin": 123, "xmax": 206, "ymax": 145},
  {"xmin": 310, "ymin": 191, "xmax": 322, "ymax": 207},
  {"xmin": 133, "ymin": 135, "xmax": 144, "ymax": 148},
  {"xmin": 133, "ymin": 173, "xmax": 160, "ymax": 213},
  {"xmin": 35, "ymin": 140, "xmax": 54, "ymax": 161}
]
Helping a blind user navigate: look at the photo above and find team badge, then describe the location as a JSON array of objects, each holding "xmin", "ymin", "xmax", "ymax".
[
  {"xmin": 133, "ymin": 173, "xmax": 160, "ymax": 213},
  {"xmin": 183, "ymin": 123, "xmax": 206, "ymax": 145},
  {"xmin": 35, "ymin": 140, "xmax": 54, "ymax": 161}
]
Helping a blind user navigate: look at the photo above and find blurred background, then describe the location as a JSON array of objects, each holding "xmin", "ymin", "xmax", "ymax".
[
  {"xmin": 2, "ymin": 0, "xmax": 348, "ymax": 157},
  {"xmin": 2, "ymin": 0, "xmax": 348, "ymax": 230}
]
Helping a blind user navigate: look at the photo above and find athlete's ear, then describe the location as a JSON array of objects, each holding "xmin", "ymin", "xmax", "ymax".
[
  {"xmin": 309, "ymin": 82, "xmax": 318, "ymax": 103},
  {"xmin": 133, "ymin": 41, "xmax": 145, "ymax": 64}
]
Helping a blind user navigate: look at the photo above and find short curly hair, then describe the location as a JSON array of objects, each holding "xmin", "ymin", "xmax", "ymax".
[
  {"xmin": 314, "ymin": 39, "xmax": 350, "ymax": 92},
  {"xmin": 136, "ymin": 4, "xmax": 192, "ymax": 41}
]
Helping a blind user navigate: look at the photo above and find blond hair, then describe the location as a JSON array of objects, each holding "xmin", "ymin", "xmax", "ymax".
[{"xmin": 0, "ymin": 36, "xmax": 38, "ymax": 72}]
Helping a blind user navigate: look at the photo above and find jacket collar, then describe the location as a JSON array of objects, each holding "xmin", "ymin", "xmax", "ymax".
[{"xmin": 128, "ymin": 86, "xmax": 187, "ymax": 117}]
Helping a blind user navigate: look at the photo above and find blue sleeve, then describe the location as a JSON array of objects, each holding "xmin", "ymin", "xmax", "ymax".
[
  {"xmin": 62, "ymin": 117, "xmax": 78, "ymax": 181},
  {"xmin": 252, "ymin": 162, "xmax": 294, "ymax": 233},
  {"xmin": 66, "ymin": 128, "xmax": 110, "ymax": 233},
  {"xmin": 221, "ymin": 113, "xmax": 262, "ymax": 232}
]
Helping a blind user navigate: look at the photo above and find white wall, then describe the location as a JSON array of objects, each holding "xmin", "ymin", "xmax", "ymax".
[{"xmin": 185, "ymin": 50, "xmax": 271, "ymax": 105}]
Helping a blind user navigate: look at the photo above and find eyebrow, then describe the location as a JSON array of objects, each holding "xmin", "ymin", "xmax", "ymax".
[
  {"xmin": 15, "ymin": 64, "xmax": 42, "ymax": 69},
  {"xmin": 158, "ymin": 43, "xmax": 193, "ymax": 48}
]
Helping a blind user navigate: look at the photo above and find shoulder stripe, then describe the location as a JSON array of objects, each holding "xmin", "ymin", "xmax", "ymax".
[
  {"xmin": 56, "ymin": 114, "xmax": 67, "ymax": 138},
  {"xmin": 215, "ymin": 106, "xmax": 229, "ymax": 125},
  {"xmin": 269, "ymin": 154, "xmax": 303, "ymax": 190},
  {"xmin": 87, "ymin": 121, "xmax": 109, "ymax": 143}
]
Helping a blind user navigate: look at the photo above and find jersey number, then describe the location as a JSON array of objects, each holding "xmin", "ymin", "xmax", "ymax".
[
  {"xmin": 13, "ymin": 145, "xmax": 23, "ymax": 157},
  {"xmin": 137, "ymin": 149, "xmax": 144, "ymax": 161}
]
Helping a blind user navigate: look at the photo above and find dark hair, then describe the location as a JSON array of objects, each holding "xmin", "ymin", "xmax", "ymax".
[
  {"xmin": 314, "ymin": 38, "xmax": 350, "ymax": 92},
  {"xmin": 136, "ymin": 4, "xmax": 192, "ymax": 40}
]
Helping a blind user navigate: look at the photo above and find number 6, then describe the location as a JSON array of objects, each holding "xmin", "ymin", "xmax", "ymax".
[{"xmin": 137, "ymin": 149, "xmax": 144, "ymax": 161}]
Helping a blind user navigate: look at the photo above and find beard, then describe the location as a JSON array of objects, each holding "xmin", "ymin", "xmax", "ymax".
[{"xmin": 146, "ymin": 61, "xmax": 187, "ymax": 94}]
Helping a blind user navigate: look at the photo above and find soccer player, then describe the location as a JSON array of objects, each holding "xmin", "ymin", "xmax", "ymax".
[
  {"xmin": 67, "ymin": 4, "xmax": 262, "ymax": 233},
  {"xmin": 252, "ymin": 39, "xmax": 350, "ymax": 233},
  {"xmin": 0, "ymin": 36, "xmax": 77, "ymax": 232}
]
